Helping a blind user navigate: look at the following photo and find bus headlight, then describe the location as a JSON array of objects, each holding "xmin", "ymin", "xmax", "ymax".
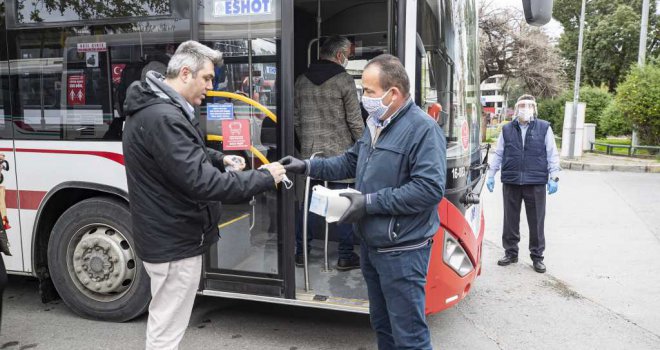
[{"xmin": 443, "ymin": 230, "xmax": 474, "ymax": 277}]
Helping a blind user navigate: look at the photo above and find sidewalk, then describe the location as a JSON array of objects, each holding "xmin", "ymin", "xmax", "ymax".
[{"xmin": 560, "ymin": 151, "xmax": 660, "ymax": 173}]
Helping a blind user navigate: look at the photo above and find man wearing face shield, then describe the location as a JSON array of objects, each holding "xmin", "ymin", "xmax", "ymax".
[
  {"xmin": 280, "ymin": 54, "xmax": 446, "ymax": 349},
  {"xmin": 292, "ymin": 35, "xmax": 364, "ymax": 271},
  {"xmin": 486, "ymin": 94, "xmax": 561, "ymax": 273}
]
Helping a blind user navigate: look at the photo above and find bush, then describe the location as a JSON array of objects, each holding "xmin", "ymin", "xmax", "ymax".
[
  {"xmin": 616, "ymin": 64, "xmax": 660, "ymax": 146},
  {"xmin": 537, "ymin": 86, "xmax": 613, "ymax": 137},
  {"xmin": 537, "ymin": 97, "xmax": 564, "ymax": 133},
  {"xmin": 600, "ymin": 100, "xmax": 632, "ymax": 137}
]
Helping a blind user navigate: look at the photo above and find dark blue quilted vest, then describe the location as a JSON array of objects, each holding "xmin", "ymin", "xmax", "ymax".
[{"xmin": 500, "ymin": 119, "xmax": 550, "ymax": 185}]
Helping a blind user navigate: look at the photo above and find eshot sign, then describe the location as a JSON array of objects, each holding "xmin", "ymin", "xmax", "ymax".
[{"xmin": 214, "ymin": 0, "xmax": 272, "ymax": 17}]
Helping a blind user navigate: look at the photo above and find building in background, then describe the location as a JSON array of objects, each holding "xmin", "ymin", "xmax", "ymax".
[{"xmin": 480, "ymin": 74, "xmax": 506, "ymax": 123}]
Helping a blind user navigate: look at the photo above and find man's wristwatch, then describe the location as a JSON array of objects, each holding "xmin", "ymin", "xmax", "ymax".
[{"xmin": 550, "ymin": 176, "xmax": 559, "ymax": 182}]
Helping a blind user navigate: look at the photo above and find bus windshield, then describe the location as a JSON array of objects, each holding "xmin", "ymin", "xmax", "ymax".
[{"xmin": 417, "ymin": 0, "xmax": 480, "ymax": 160}]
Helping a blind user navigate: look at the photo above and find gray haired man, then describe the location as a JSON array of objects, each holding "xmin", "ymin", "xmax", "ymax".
[
  {"xmin": 294, "ymin": 35, "xmax": 364, "ymax": 270},
  {"xmin": 122, "ymin": 41, "xmax": 285, "ymax": 349}
]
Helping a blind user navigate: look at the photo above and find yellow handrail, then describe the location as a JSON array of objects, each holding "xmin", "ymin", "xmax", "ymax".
[
  {"xmin": 206, "ymin": 134, "xmax": 270, "ymax": 165},
  {"xmin": 206, "ymin": 91, "xmax": 277, "ymax": 123}
]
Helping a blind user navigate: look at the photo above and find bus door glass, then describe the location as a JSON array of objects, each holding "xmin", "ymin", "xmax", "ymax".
[
  {"xmin": 198, "ymin": 0, "xmax": 284, "ymax": 296},
  {"xmin": 0, "ymin": 0, "xmax": 24, "ymax": 271}
]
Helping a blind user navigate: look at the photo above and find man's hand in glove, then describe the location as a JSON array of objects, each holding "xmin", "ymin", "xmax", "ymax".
[
  {"xmin": 338, "ymin": 192, "xmax": 366, "ymax": 224},
  {"xmin": 279, "ymin": 156, "xmax": 307, "ymax": 174}
]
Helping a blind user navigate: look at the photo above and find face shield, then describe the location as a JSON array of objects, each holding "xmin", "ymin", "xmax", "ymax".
[{"xmin": 514, "ymin": 100, "xmax": 538, "ymax": 122}]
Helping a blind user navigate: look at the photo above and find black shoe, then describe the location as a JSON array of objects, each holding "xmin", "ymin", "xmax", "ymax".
[
  {"xmin": 336, "ymin": 253, "xmax": 360, "ymax": 271},
  {"xmin": 295, "ymin": 254, "xmax": 304, "ymax": 267},
  {"xmin": 533, "ymin": 260, "xmax": 546, "ymax": 273},
  {"xmin": 497, "ymin": 255, "xmax": 518, "ymax": 266}
]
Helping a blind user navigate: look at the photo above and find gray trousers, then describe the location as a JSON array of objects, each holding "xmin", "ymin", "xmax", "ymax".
[
  {"xmin": 143, "ymin": 254, "xmax": 202, "ymax": 350},
  {"xmin": 502, "ymin": 184, "xmax": 546, "ymax": 261}
]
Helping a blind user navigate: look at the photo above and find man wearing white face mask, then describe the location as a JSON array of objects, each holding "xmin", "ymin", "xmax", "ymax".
[
  {"xmin": 486, "ymin": 94, "xmax": 561, "ymax": 273},
  {"xmin": 281, "ymin": 54, "xmax": 446, "ymax": 349},
  {"xmin": 293, "ymin": 35, "xmax": 364, "ymax": 270}
]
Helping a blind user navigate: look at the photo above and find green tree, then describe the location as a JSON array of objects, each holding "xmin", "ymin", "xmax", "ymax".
[
  {"xmin": 554, "ymin": 0, "xmax": 659, "ymax": 92},
  {"xmin": 15, "ymin": 0, "xmax": 171, "ymax": 23},
  {"xmin": 616, "ymin": 64, "xmax": 660, "ymax": 145},
  {"xmin": 537, "ymin": 97, "xmax": 565, "ymax": 133},
  {"xmin": 600, "ymin": 100, "xmax": 632, "ymax": 137},
  {"xmin": 537, "ymin": 86, "xmax": 612, "ymax": 137}
]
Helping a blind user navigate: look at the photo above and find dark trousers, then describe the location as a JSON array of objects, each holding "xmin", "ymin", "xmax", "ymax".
[
  {"xmin": 502, "ymin": 184, "xmax": 546, "ymax": 261},
  {"xmin": 296, "ymin": 181, "xmax": 355, "ymax": 260},
  {"xmin": 361, "ymin": 242, "xmax": 432, "ymax": 350}
]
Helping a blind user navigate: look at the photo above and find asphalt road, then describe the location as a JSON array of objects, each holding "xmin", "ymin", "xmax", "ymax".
[{"xmin": 1, "ymin": 170, "xmax": 659, "ymax": 349}]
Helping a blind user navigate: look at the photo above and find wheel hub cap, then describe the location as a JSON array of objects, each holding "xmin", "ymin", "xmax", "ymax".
[{"xmin": 72, "ymin": 227, "xmax": 136, "ymax": 295}]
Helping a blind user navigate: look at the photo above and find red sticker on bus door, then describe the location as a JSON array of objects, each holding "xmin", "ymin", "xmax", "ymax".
[
  {"xmin": 221, "ymin": 120, "xmax": 251, "ymax": 150},
  {"xmin": 461, "ymin": 120, "xmax": 469, "ymax": 150},
  {"xmin": 67, "ymin": 75, "xmax": 86, "ymax": 106}
]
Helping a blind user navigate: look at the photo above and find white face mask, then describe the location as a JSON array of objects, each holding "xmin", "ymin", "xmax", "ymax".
[
  {"xmin": 341, "ymin": 53, "xmax": 349, "ymax": 68},
  {"xmin": 362, "ymin": 89, "xmax": 393, "ymax": 121},
  {"xmin": 517, "ymin": 108, "xmax": 534, "ymax": 122}
]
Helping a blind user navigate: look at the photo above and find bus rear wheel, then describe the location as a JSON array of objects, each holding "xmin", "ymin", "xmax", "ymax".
[{"xmin": 47, "ymin": 196, "xmax": 150, "ymax": 322}]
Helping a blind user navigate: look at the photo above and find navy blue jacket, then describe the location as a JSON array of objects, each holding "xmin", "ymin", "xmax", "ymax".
[
  {"xmin": 309, "ymin": 100, "xmax": 447, "ymax": 250},
  {"xmin": 501, "ymin": 119, "xmax": 550, "ymax": 185}
]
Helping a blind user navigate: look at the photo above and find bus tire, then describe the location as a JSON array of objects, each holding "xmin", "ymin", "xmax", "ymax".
[{"xmin": 47, "ymin": 196, "xmax": 150, "ymax": 322}]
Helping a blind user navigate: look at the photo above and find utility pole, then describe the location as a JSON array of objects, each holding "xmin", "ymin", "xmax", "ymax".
[
  {"xmin": 632, "ymin": 0, "xmax": 650, "ymax": 147},
  {"xmin": 568, "ymin": 0, "xmax": 587, "ymax": 159}
]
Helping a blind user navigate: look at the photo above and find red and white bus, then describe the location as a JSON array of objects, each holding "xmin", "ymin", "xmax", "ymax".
[{"xmin": 0, "ymin": 0, "xmax": 551, "ymax": 322}]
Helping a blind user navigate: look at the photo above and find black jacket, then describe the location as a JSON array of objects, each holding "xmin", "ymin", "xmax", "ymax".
[{"xmin": 122, "ymin": 71, "xmax": 276, "ymax": 263}]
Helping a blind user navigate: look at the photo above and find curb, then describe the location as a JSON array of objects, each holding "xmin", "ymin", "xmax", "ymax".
[{"xmin": 560, "ymin": 160, "xmax": 660, "ymax": 173}]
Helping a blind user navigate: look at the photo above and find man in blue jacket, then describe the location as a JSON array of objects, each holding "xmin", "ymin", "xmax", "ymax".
[
  {"xmin": 281, "ymin": 54, "xmax": 446, "ymax": 350},
  {"xmin": 486, "ymin": 95, "xmax": 561, "ymax": 273}
]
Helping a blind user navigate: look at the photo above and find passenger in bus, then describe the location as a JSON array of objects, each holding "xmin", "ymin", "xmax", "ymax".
[
  {"xmin": 281, "ymin": 54, "xmax": 446, "ymax": 350},
  {"xmin": 486, "ymin": 94, "xmax": 561, "ymax": 274},
  {"xmin": 122, "ymin": 40, "xmax": 286, "ymax": 350},
  {"xmin": 293, "ymin": 35, "xmax": 364, "ymax": 271}
]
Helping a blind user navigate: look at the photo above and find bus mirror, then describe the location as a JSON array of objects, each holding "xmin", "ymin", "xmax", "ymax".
[
  {"xmin": 521, "ymin": 0, "xmax": 554, "ymax": 26},
  {"xmin": 427, "ymin": 103, "xmax": 442, "ymax": 122}
]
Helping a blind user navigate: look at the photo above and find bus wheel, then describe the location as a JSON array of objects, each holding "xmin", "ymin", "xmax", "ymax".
[{"xmin": 47, "ymin": 196, "xmax": 150, "ymax": 322}]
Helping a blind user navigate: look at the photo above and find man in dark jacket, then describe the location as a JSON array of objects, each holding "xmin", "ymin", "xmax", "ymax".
[
  {"xmin": 281, "ymin": 54, "xmax": 446, "ymax": 350},
  {"xmin": 486, "ymin": 95, "xmax": 561, "ymax": 273},
  {"xmin": 122, "ymin": 41, "xmax": 285, "ymax": 350},
  {"xmin": 294, "ymin": 36, "xmax": 364, "ymax": 270}
]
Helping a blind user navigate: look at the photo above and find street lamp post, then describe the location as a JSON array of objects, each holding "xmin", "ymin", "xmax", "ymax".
[
  {"xmin": 632, "ymin": 0, "xmax": 650, "ymax": 147},
  {"xmin": 568, "ymin": 0, "xmax": 587, "ymax": 159}
]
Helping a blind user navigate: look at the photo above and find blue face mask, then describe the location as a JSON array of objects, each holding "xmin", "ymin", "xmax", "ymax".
[{"xmin": 362, "ymin": 89, "xmax": 393, "ymax": 121}]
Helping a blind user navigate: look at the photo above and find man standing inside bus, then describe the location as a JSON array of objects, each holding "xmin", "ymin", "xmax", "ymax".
[
  {"xmin": 486, "ymin": 94, "xmax": 561, "ymax": 274},
  {"xmin": 280, "ymin": 54, "xmax": 446, "ymax": 350},
  {"xmin": 294, "ymin": 35, "xmax": 364, "ymax": 271},
  {"xmin": 122, "ymin": 40, "xmax": 286, "ymax": 350}
]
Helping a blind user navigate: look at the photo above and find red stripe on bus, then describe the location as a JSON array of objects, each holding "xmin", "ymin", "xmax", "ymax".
[
  {"xmin": 0, "ymin": 148, "xmax": 124, "ymax": 165},
  {"xmin": 4, "ymin": 189, "xmax": 47, "ymax": 210}
]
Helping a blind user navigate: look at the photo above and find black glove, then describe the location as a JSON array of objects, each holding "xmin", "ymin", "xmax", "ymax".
[
  {"xmin": 279, "ymin": 156, "xmax": 307, "ymax": 174},
  {"xmin": 338, "ymin": 192, "xmax": 366, "ymax": 224}
]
